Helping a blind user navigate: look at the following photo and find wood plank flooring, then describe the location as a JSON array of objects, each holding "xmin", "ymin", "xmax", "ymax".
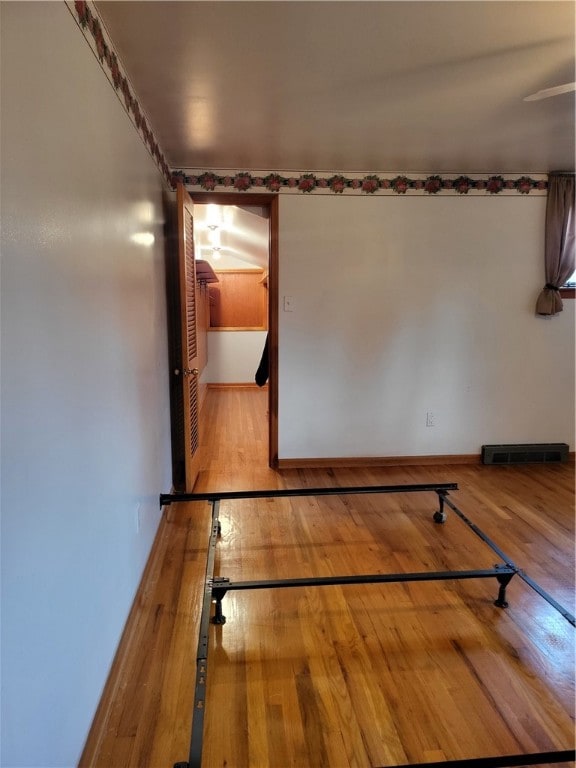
[{"xmin": 80, "ymin": 387, "xmax": 575, "ymax": 768}]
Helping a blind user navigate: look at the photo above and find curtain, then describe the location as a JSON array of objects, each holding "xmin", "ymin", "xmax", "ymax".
[{"xmin": 535, "ymin": 173, "xmax": 575, "ymax": 316}]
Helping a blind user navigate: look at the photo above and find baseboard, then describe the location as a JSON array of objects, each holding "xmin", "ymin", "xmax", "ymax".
[
  {"xmin": 277, "ymin": 454, "xmax": 481, "ymax": 469},
  {"xmin": 277, "ymin": 452, "xmax": 576, "ymax": 469},
  {"xmin": 78, "ymin": 509, "xmax": 169, "ymax": 766},
  {"xmin": 207, "ymin": 382, "xmax": 268, "ymax": 390}
]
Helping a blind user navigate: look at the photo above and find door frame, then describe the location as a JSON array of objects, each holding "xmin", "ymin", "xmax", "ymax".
[{"xmin": 190, "ymin": 192, "xmax": 279, "ymax": 469}]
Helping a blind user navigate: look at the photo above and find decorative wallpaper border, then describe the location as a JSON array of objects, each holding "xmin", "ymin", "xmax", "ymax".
[
  {"xmin": 66, "ymin": 1, "xmax": 548, "ymax": 198},
  {"xmin": 173, "ymin": 170, "xmax": 548, "ymax": 196},
  {"xmin": 67, "ymin": 1, "xmax": 172, "ymax": 185}
]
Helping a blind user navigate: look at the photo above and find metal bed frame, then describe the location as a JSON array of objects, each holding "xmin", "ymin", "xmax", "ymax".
[{"xmin": 159, "ymin": 483, "xmax": 576, "ymax": 768}]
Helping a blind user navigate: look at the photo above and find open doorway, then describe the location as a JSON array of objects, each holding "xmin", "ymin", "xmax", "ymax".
[{"xmin": 191, "ymin": 192, "xmax": 279, "ymax": 468}]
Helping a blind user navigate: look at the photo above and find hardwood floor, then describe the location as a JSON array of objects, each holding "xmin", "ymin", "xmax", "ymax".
[{"xmin": 80, "ymin": 388, "xmax": 575, "ymax": 768}]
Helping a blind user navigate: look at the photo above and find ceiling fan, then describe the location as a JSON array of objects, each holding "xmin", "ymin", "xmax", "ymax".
[{"xmin": 524, "ymin": 82, "xmax": 576, "ymax": 101}]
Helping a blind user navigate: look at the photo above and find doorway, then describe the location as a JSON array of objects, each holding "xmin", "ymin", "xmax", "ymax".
[{"xmin": 191, "ymin": 192, "xmax": 279, "ymax": 469}]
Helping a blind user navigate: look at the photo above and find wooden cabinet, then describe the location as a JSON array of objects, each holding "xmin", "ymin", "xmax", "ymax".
[{"xmin": 209, "ymin": 269, "xmax": 267, "ymax": 329}]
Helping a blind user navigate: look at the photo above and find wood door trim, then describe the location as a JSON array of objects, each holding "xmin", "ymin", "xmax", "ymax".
[
  {"xmin": 190, "ymin": 192, "xmax": 279, "ymax": 469},
  {"xmin": 268, "ymin": 195, "xmax": 279, "ymax": 469}
]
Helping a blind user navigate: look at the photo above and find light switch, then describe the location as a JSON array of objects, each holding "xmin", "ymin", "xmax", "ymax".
[{"xmin": 283, "ymin": 295, "xmax": 294, "ymax": 312}]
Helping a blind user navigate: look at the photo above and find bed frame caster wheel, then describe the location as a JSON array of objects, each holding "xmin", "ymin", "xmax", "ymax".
[
  {"xmin": 433, "ymin": 511, "xmax": 447, "ymax": 524},
  {"xmin": 494, "ymin": 569, "xmax": 513, "ymax": 608},
  {"xmin": 211, "ymin": 599, "xmax": 227, "ymax": 624}
]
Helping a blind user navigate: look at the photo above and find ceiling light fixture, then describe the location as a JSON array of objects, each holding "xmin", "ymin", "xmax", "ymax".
[
  {"xmin": 208, "ymin": 228, "xmax": 221, "ymax": 249},
  {"xmin": 206, "ymin": 204, "xmax": 221, "ymax": 229}
]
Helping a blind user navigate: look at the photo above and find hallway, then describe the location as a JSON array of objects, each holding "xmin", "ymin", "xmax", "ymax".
[{"xmin": 195, "ymin": 386, "xmax": 277, "ymax": 492}]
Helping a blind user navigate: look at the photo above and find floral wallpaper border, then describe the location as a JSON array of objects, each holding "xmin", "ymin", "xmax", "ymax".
[
  {"xmin": 173, "ymin": 170, "xmax": 547, "ymax": 195},
  {"xmin": 67, "ymin": 2, "xmax": 548, "ymax": 197},
  {"xmin": 67, "ymin": 0, "xmax": 172, "ymax": 185}
]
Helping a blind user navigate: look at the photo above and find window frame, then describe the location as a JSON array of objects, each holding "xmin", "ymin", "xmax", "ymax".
[{"xmin": 561, "ymin": 271, "xmax": 575, "ymax": 298}]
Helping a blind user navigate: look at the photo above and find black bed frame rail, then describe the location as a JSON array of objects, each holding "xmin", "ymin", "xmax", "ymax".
[
  {"xmin": 164, "ymin": 483, "xmax": 575, "ymax": 768},
  {"xmin": 390, "ymin": 752, "xmax": 576, "ymax": 768},
  {"xmin": 441, "ymin": 494, "xmax": 576, "ymax": 626},
  {"xmin": 160, "ymin": 482, "xmax": 458, "ymax": 506},
  {"xmin": 209, "ymin": 567, "xmax": 517, "ymax": 625}
]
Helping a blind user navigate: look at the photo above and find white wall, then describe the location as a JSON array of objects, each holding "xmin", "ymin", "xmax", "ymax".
[
  {"xmin": 278, "ymin": 194, "xmax": 575, "ymax": 459},
  {"xmin": 203, "ymin": 331, "xmax": 268, "ymax": 383},
  {"xmin": 1, "ymin": 5, "xmax": 172, "ymax": 766}
]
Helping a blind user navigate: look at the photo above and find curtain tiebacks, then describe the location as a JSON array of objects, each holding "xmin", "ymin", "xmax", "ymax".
[{"xmin": 545, "ymin": 283, "xmax": 560, "ymax": 291}]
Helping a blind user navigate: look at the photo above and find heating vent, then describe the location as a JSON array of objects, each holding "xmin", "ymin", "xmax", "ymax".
[{"xmin": 482, "ymin": 443, "xmax": 569, "ymax": 465}]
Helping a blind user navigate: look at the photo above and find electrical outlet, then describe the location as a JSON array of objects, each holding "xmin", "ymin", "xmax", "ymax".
[{"xmin": 426, "ymin": 411, "xmax": 436, "ymax": 427}]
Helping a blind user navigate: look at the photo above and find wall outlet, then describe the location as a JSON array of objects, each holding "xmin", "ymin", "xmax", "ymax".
[{"xmin": 426, "ymin": 411, "xmax": 436, "ymax": 427}]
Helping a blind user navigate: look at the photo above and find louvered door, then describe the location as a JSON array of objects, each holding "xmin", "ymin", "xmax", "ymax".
[{"xmin": 177, "ymin": 182, "xmax": 202, "ymax": 490}]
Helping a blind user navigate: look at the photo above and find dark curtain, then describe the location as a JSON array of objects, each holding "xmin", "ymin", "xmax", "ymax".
[
  {"xmin": 535, "ymin": 173, "xmax": 575, "ymax": 316},
  {"xmin": 255, "ymin": 334, "xmax": 269, "ymax": 386}
]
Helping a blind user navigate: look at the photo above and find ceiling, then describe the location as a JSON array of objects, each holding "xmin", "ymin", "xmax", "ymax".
[
  {"xmin": 95, "ymin": 1, "xmax": 575, "ymax": 174},
  {"xmin": 194, "ymin": 203, "xmax": 269, "ymax": 269}
]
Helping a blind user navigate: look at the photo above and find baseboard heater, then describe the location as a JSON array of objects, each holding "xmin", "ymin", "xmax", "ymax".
[{"xmin": 482, "ymin": 443, "xmax": 569, "ymax": 465}]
